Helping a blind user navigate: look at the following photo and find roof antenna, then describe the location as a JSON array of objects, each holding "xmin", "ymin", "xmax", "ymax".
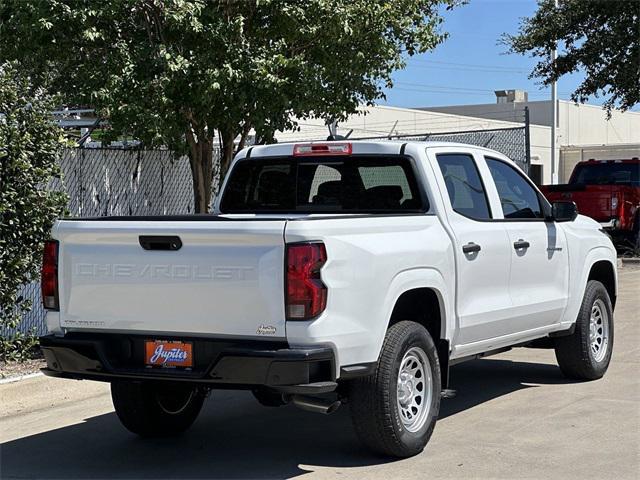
[
  {"xmin": 387, "ymin": 120, "xmax": 398, "ymax": 139},
  {"xmin": 326, "ymin": 119, "xmax": 352, "ymax": 140}
]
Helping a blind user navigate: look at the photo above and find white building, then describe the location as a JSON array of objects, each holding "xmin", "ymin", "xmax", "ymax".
[
  {"xmin": 420, "ymin": 92, "xmax": 640, "ymax": 183},
  {"xmin": 277, "ymin": 104, "xmax": 530, "ymax": 141},
  {"xmin": 277, "ymin": 91, "xmax": 639, "ymax": 185},
  {"xmin": 276, "ymin": 104, "xmax": 551, "ymax": 182}
]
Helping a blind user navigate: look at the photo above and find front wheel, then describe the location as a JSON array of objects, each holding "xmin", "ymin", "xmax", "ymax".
[
  {"xmin": 348, "ymin": 321, "xmax": 441, "ymax": 458},
  {"xmin": 554, "ymin": 280, "xmax": 614, "ymax": 380},
  {"xmin": 111, "ymin": 381, "xmax": 206, "ymax": 437}
]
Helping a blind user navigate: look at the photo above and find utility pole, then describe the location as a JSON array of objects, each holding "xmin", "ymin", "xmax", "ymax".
[
  {"xmin": 524, "ymin": 106, "xmax": 531, "ymax": 176},
  {"xmin": 551, "ymin": 0, "xmax": 559, "ymax": 184}
]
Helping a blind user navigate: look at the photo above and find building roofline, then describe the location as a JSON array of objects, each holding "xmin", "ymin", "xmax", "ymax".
[
  {"xmin": 561, "ymin": 142, "xmax": 640, "ymax": 149},
  {"xmin": 415, "ymin": 99, "xmax": 551, "ymax": 110},
  {"xmin": 416, "ymin": 99, "xmax": 640, "ymax": 116}
]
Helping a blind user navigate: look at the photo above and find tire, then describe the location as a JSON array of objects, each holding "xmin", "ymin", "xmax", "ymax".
[
  {"xmin": 554, "ymin": 280, "xmax": 614, "ymax": 380},
  {"xmin": 252, "ymin": 387, "xmax": 287, "ymax": 407},
  {"xmin": 111, "ymin": 381, "xmax": 206, "ymax": 437},
  {"xmin": 631, "ymin": 215, "xmax": 640, "ymax": 252},
  {"xmin": 348, "ymin": 321, "xmax": 441, "ymax": 458}
]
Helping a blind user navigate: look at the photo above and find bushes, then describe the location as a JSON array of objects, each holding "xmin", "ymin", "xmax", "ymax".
[
  {"xmin": 0, "ymin": 330, "xmax": 40, "ymax": 363},
  {"xmin": 0, "ymin": 62, "xmax": 68, "ymax": 359}
]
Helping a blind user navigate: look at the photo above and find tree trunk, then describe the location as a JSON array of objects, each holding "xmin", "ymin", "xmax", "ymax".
[
  {"xmin": 236, "ymin": 119, "xmax": 252, "ymax": 153},
  {"xmin": 186, "ymin": 130, "xmax": 214, "ymax": 214},
  {"xmin": 219, "ymin": 128, "xmax": 236, "ymax": 182}
]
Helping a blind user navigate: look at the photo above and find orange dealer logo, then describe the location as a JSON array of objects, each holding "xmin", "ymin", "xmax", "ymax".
[{"xmin": 145, "ymin": 340, "xmax": 193, "ymax": 368}]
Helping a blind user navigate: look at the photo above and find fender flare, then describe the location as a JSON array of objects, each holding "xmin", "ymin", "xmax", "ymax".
[
  {"xmin": 380, "ymin": 267, "xmax": 452, "ymax": 344},
  {"xmin": 562, "ymin": 246, "xmax": 617, "ymax": 327}
]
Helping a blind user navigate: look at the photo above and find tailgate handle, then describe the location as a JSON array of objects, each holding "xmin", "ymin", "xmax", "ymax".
[{"xmin": 139, "ymin": 235, "xmax": 182, "ymax": 251}]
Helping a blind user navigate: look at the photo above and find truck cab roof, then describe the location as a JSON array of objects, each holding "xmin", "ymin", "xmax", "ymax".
[{"xmin": 239, "ymin": 140, "xmax": 513, "ymax": 163}]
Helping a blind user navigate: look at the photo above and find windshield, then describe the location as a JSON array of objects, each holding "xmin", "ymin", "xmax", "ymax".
[
  {"xmin": 220, "ymin": 156, "xmax": 426, "ymax": 213},
  {"xmin": 571, "ymin": 162, "xmax": 640, "ymax": 186}
]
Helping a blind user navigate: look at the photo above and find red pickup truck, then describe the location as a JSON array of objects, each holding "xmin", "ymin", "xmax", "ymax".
[{"xmin": 540, "ymin": 158, "xmax": 640, "ymax": 250}]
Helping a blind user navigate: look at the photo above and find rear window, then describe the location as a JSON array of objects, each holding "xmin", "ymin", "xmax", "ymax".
[
  {"xmin": 220, "ymin": 156, "xmax": 425, "ymax": 213},
  {"xmin": 572, "ymin": 162, "xmax": 640, "ymax": 186}
]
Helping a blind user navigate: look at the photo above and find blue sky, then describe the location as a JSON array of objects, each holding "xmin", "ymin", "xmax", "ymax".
[{"xmin": 380, "ymin": 0, "xmax": 636, "ymax": 111}]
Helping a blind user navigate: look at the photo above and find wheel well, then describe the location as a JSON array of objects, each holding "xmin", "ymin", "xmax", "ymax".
[
  {"xmin": 389, "ymin": 288, "xmax": 450, "ymax": 387},
  {"xmin": 389, "ymin": 288, "xmax": 443, "ymax": 340},
  {"xmin": 588, "ymin": 260, "xmax": 617, "ymax": 309}
]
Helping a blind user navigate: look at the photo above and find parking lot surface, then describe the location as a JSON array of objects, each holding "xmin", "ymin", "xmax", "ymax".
[{"xmin": 1, "ymin": 265, "xmax": 638, "ymax": 480}]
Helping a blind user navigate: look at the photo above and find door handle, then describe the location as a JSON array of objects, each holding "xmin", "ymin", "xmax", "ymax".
[
  {"xmin": 462, "ymin": 242, "xmax": 481, "ymax": 254},
  {"xmin": 513, "ymin": 239, "xmax": 530, "ymax": 250}
]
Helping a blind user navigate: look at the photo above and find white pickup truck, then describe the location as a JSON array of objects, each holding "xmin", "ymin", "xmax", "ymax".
[{"xmin": 40, "ymin": 141, "xmax": 617, "ymax": 457}]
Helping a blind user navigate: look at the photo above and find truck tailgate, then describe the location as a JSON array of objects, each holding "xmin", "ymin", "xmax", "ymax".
[
  {"xmin": 542, "ymin": 184, "xmax": 615, "ymax": 222},
  {"xmin": 53, "ymin": 219, "xmax": 287, "ymax": 339}
]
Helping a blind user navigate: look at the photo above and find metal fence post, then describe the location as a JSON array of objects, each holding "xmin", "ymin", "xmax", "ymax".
[{"xmin": 524, "ymin": 106, "xmax": 531, "ymax": 175}]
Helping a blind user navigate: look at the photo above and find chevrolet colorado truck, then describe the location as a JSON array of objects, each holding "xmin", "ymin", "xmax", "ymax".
[
  {"xmin": 541, "ymin": 158, "xmax": 640, "ymax": 250},
  {"xmin": 40, "ymin": 141, "xmax": 617, "ymax": 457}
]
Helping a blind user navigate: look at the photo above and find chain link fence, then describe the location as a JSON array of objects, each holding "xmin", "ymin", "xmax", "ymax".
[
  {"xmin": 5, "ymin": 124, "xmax": 529, "ymax": 338},
  {"xmin": 56, "ymin": 148, "xmax": 221, "ymax": 217},
  {"xmin": 3, "ymin": 147, "xmax": 221, "ymax": 338},
  {"xmin": 353, "ymin": 126, "xmax": 529, "ymax": 175}
]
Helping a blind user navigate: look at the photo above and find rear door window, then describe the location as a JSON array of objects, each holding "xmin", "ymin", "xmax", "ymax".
[
  {"xmin": 436, "ymin": 153, "xmax": 492, "ymax": 220},
  {"xmin": 485, "ymin": 158, "xmax": 543, "ymax": 219},
  {"xmin": 220, "ymin": 156, "xmax": 425, "ymax": 213}
]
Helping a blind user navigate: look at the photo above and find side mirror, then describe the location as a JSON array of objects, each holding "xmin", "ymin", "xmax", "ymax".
[{"xmin": 551, "ymin": 201, "xmax": 578, "ymax": 222}]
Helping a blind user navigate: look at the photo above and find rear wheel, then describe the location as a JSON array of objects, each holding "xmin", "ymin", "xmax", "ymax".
[
  {"xmin": 348, "ymin": 321, "xmax": 441, "ymax": 458},
  {"xmin": 554, "ymin": 280, "xmax": 614, "ymax": 380},
  {"xmin": 111, "ymin": 381, "xmax": 206, "ymax": 437}
]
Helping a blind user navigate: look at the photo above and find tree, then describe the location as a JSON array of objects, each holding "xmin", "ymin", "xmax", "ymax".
[
  {"xmin": 0, "ymin": 62, "xmax": 68, "ymax": 336},
  {"xmin": 0, "ymin": 0, "xmax": 457, "ymax": 212},
  {"xmin": 505, "ymin": 0, "xmax": 640, "ymax": 113}
]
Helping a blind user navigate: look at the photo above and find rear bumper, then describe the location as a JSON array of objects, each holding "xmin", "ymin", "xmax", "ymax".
[
  {"xmin": 599, "ymin": 217, "xmax": 635, "ymax": 232},
  {"xmin": 40, "ymin": 333, "xmax": 337, "ymax": 394}
]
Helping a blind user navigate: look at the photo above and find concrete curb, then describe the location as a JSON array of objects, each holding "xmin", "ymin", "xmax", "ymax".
[
  {"xmin": 621, "ymin": 257, "xmax": 640, "ymax": 265},
  {"xmin": 0, "ymin": 371, "xmax": 43, "ymax": 385}
]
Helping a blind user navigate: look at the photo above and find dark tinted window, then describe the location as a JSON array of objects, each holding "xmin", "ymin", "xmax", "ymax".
[
  {"xmin": 486, "ymin": 158, "xmax": 543, "ymax": 219},
  {"xmin": 571, "ymin": 162, "xmax": 639, "ymax": 186},
  {"xmin": 220, "ymin": 156, "xmax": 425, "ymax": 213},
  {"xmin": 436, "ymin": 153, "xmax": 491, "ymax": 220}
]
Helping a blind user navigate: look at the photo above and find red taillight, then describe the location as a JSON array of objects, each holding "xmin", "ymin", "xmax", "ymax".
[
  {"xmin": 41, "ymin": 240, "xmax": 59, "ymax": 310},
  {"xmin": 293, "ymin": 143, "xmax": 352, "ymax": 156},
  {"xmin": 286, "ymin": 242, "xmax": 327, "ymax": 320}
]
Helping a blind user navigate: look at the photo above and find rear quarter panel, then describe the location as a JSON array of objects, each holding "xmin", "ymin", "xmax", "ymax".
[{"xmin": 284, "ymin": 215, "xmax": 454, "ymax": 370}]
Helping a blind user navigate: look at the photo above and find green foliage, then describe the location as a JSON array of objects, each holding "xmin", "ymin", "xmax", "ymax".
[
  {"xmin": 0, "ymin": 62, "xmax": 68, "ymax": 332},
  {"xmin": 0, "ymin": 329, "xmax": 40, "ymax": 363},
  {"xmin": 505, "ymin": 0, "xmax": 640, "ymax": 113},
  {"xmin": 0, "ymin": 0, "xmax": 458, "ymax": 211}
]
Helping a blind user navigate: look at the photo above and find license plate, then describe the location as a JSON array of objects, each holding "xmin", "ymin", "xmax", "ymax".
[{"xmin": 144, "ymin": 340, "xmax": 193, "ymax": 368}]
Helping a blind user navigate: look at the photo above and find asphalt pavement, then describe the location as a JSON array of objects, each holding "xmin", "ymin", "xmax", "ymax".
[{"xmin": 1, "ymin": 265, "xmax": 638, "ymax": 479}]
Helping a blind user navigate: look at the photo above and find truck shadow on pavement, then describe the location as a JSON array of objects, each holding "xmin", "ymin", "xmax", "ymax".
[{"xmin": 1, "ymin": 357, "xmax": 577, "ymax": 479}]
